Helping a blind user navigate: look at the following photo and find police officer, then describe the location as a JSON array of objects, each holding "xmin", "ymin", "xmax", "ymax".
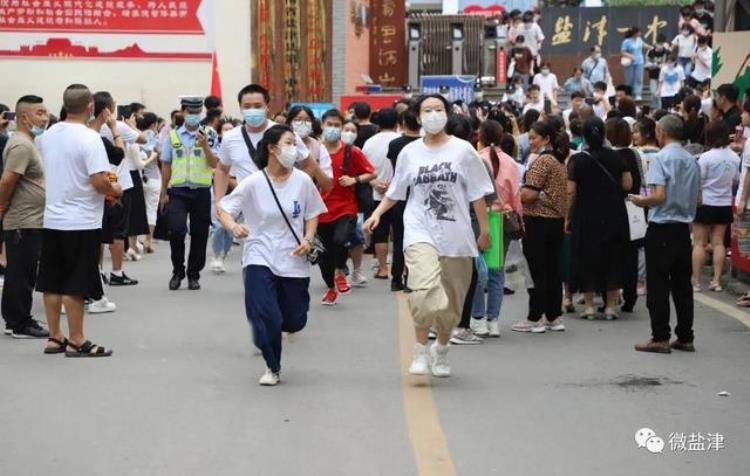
[{"xmin": 159, "ymin": 96, "xmax": 219, "ymax": 290}]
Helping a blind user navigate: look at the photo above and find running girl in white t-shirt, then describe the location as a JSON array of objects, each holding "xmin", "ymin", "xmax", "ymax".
[
  {"xmin": 219, "ymin": 124, "xmax": 327, "ymax": 386},
  {"xmin": 364, "ymin": 95, "xmax": 494, "ymax": 378}
]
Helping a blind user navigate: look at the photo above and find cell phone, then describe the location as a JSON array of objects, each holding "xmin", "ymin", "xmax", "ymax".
[
  {"xmin": 544, "ymin": 98, "xmax": 552, "ymax": 114},
  {"xmin": 584, "ymin": 97, "xmax": 596, "ymax": 106},
  {"xmin": 3, "ymin": 112, "xmax": 15, "ymax": 121}
]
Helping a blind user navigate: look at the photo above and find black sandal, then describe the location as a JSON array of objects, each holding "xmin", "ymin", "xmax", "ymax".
[
  {"xmin": 65, "ymin": 340, "xmax": 113, "ymax": 358},
  {"xmin": 44, "ymin": 337, "xmax": 68, "ymax": 355}
]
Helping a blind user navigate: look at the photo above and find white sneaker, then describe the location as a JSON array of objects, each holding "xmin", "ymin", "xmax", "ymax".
[
  {"xmin": 135, "ymin": 241, "xmax": 145, "ymax": 255},
  {"xmin": 542, "ymin": 317, "xmax": 566, "ymax": 332},
  {"xmin": 470, "ymin": 317, "xmax": 489, "ymax": 337},
  {"xmin": 351, "ymin": 269, "xmax": 368, "ymax": 287},
  {"xmin": 429, "ymin": 343, "xmax": 451, "ymax": 378},
  {"xmin": 210, "ymin": 256, "xmax": 226, "ymax": 274},
  {"xmin": 511, "ymin": 320, "xmax": 546, "ymax": 333},
  {"xmin": 450, "ymin": 328, "xmax": 483, "ymax": 345},
  {"xmin": 408, "ymin": 343, "xmax": 430, "ymax": 375},
  {"xmin": 487, "ymin": 319, "xmax": 501, "ymax": 337},
  {"xmin": 88, "ymin": 297, "xmax": 117, "ymax": 314},
  {"xmin": 259, "ymin": 368, "xmax": 280, "ymax": 386}
]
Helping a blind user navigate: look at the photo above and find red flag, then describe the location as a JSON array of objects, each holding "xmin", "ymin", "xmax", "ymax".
[{"xmin": 210, "ymin": 51, "xmax": 222, "ymax": 99}]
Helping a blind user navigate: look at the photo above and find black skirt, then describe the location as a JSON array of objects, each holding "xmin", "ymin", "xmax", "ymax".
[
  {"xmin": 694, "ymin": 205, "xmax": 733, "ymax": 225},
  {"xmin": 126, "ymin": 170, "xmax": 149, "ymax": 236}
]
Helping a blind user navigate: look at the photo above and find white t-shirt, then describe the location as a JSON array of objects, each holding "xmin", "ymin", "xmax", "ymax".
[
  {"xmin": 691, "ymin": 46, "xmax": 712, "ymax": 82},
  {"xmin": 38, "ymin": 122, "xmax": 110, "ymax": 230},
  {"xmin": 593, "ymin": 101, "xmax": 608, "ymax": 120},
  {"xmin": 220, "ymin": 169, "xmax": 327, "ymax": 278},
  {"xmin": 514, "ymin": 22, "xmax": 545, "ymax": 56},
  {"xmin": 362, "ymin": 130, "xmax": 400, "ymax": 201},
  {"xmin": 386, "ymin": 136, "xmax": 494, "ymax": 257},
  {"xmin": 100, "ymin": 121, "xmax": 140, "ymax": 145},
  {"xmin": 672, "ymin": 33, "xmax": 696, "ymax": 58},
  {"xmin": 218, "ymin": 120, "xmax": 327, "ymax": 183},
  {"xmin": 532, "ymin": 73, "xmax": 559, "ymax": 100},
  {"xmin": 522, "ymin": 99, "xmax": 544, "ymax": 114},
  {"xmin": 658, "ymin": 64, "xmax": 685, "ymax": 98},
  {"xmin": 699, "ymin": 147, "xmax": 740, "ymax": 206},
  {"xmin": 735, "ymin": 137, "xmax": 750, "ymax": 209},
  {"xmin": 100, "ymin": 121, "xmax": 138, "ymax": 188}
]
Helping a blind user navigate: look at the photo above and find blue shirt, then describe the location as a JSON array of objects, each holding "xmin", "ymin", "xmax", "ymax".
[
  {"xmin": 161, "ymin": 125, "xmax": 219, "ymax": 188},
  {"xmin": 646, "ymin": 142, "xmax": 701, "ymax": 224},
  {"xmin": 582, "ymin": 56, "xmax": 608, "ymax": 83},
  {"xmin": 621, "ymin": 37, "xmax": 644, "ymax": 66}
]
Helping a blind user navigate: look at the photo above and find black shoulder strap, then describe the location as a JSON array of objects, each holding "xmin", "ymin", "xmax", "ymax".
[
  {"xmin": 240, "ymin": 126, "xmax": 263, "ymax": 169},
  {"xmin": 582, "ymin": 150, "xmax": 619, "ymax": 187},
  {"xmin": 262, "ymin": 170, "xmax": 301, "ymax": 245},
  {"xmin": 342, "ymin": 144, "xmax": 352, "ymax": 174}
]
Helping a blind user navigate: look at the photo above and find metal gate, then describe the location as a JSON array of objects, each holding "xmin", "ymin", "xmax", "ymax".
[{"xmin": 410, "ymin": 14, "xmax": 486, "ymax": 77}]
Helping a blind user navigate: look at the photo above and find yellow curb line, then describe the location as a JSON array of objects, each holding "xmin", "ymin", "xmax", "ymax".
[
  {"xmin": 397, "ymin": 293, "xmax": 457, "ymax": 476},
  {"xmin": 694, "ymin": 293, "xmax": 750, "ymax": 329}
]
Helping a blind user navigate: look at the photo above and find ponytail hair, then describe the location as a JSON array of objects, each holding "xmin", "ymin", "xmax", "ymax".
[
  {"xmin": 256, "ymin": 124, "xmax": 294, "ymax": 169},
  {"xmin": 531, "ymin": 119, "xmax": 569, "ymax": 163},
  {"xmin": 583, "ymin": 117, "xmax": 606, "ymax": 149},
  {"xmin": 480, "ymin": 119, "xmax": 504, "ymax": 178}
]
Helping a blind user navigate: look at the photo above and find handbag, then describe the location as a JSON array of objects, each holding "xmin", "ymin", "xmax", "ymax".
[
  {"xmin": 584, "ymin": 151, "xmax": 646, "ymax": 241},
  {"xmin": 342, "ymin": 144, "xmax": 373, "ymax": 213},
  {"xmin": 503, "ymin": 210, "xmax": 525, "ymax": 240},
  {"xmin": 262, "ymin": 169, "xmax": 325, "ymax": 265}
]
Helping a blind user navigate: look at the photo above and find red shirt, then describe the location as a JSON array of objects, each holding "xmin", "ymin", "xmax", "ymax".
[{"xmin": 319, "ymin": 143, "xmax": 375, "ymax": 224}]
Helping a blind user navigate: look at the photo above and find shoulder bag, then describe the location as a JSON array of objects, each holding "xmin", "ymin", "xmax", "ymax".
[
  {"xmin": 341, "ymin": 144, "xmax": 374, "ymax": 213},
  {"xmin": 583, "ymin": 151, "xmax": 646, "ymax": 241},
  {"xmin": 262, "ymin": 169, "xmax": 325, "ymax": 265},
  {"xmin": 241, "ymin": 127, "xmax": 264, "ymax": 170}
]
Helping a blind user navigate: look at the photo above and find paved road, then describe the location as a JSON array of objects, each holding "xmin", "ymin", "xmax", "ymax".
[{"xmin": 0, "ymin": 244, "xmax": 748, "ymax": 476}]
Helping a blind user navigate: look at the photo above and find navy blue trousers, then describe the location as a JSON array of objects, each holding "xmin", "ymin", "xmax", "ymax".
[{"xmin": 243, "ymin": 265, "xmax": 310, "ymax": 373}]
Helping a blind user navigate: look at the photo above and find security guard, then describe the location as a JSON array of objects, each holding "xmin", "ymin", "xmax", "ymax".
[{"xmin": 159, "ymin": 96, "xmax": 219, "ymax": 290}]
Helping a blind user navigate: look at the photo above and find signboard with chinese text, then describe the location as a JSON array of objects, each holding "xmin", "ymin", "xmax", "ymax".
[
  {"xmin": 420, "ymin": 75, "xmax": 476, "ymax": 103},
  {"xmin": 369, "ymin": 0, "xmax": 406, "ymax": 87},
  {"xmin": 540, "ymin": 6, "xmax": 680, "ymax": 56},
  {"xmin": 0, "ymin": 0, "xmax": 213, "ymax": 61}
]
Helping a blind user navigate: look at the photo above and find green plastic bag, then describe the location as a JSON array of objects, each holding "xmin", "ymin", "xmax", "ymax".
[{"xmin": 482, "ymin": 211, "xmax": 504, "ymax": 270}]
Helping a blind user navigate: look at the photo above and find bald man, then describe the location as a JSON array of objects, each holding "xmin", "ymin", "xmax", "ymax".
[
  {"xmin": 35, "ymin": 84, "xmax": 122, "ymax": 357},
  {"xmin": 0, "ymin": 95, "xmax": 49, "ymax": 338}
]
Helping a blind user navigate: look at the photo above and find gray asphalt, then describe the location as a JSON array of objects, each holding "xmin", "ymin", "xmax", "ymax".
[{"xmin": 0, "ymin": 244, "xmax": 748, "ymax": 476}]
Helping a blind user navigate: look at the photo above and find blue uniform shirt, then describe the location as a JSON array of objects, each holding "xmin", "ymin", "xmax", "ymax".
[
  {"xmin": 646, "ymin": 142, "xmax": 701, "ymax": 224},
  {"xmin": 161, "ymin": 125, "xmax": 219, "ymax": 188}
]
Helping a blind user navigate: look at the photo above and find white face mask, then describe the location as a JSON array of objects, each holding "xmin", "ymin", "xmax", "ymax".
[
  {"xmin": 292, "ymin": 120, "xmax": 312, "ymax": 138},
  {"xmin": 341, "ymin": 130, "xmax": 357, "ymax": 145},
  {"xmin": 277, "ymin": 145, "xmax": 297, "ymax": 169},
  {"xmin": 421, "ymin": 111, "xmax": 448, "ymax": 135}
]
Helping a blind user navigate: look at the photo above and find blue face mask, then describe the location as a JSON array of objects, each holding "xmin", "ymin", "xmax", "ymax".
[
  {"xmin": 323, "ymin": 126, "xmax": 342, "ymax": 142},
  {"xmin": 185, "ymin": 114, "xmax": 201, "ymax": 127},
  {"xmin": 30, "ymin": 124, "xmax": 45, "ymax": 137},
  {"xmin": 242, "ymin": 108, "xmax": 267, "ymax": 128}
]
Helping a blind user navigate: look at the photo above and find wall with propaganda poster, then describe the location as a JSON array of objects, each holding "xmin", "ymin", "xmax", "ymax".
[
  {"xmin": 0, "ymin": 0, "xmax": 252, "ymax": 118},
  {"xmin": 540, "ymin": 6, "xmax": 680, "ymax": 85}
]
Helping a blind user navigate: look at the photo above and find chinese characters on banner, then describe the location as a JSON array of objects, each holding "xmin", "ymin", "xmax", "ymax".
[
  {"xmin": 369, "ymin": 0, "xmax": 406, "ymax": 87},
  {"xmin": 541, "ymin": 6, "xmax": 680, "ymax": 55},
  {"xmin": 0, "ymin": 0, "xmax": 204, "ymax": 34}
]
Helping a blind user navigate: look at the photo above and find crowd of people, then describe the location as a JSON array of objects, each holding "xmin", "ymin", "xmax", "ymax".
[
  {"xmin": 503, "ymin": 1, "xmax": 714, "ymax": 107},
  {"xmin": 1, "ymin": 42, "xmax": 748, "ymax": 384}
]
